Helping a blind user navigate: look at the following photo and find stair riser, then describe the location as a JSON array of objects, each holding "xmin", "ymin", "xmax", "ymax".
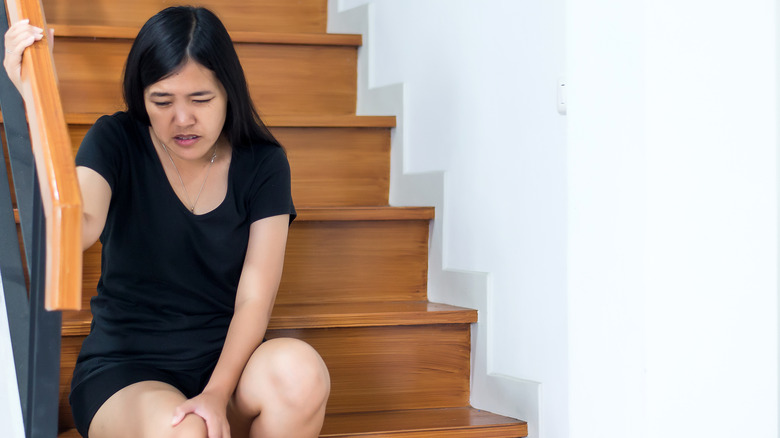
[
  {"xmin": 278, "ymin": 220, "xmax": 430, "ymax": 305},
  {"xmin": 65, "ymin": 218, "xmax": 429, "ymax": 312},
  {"xmin": 268, "ymin": 325, "xmax": 472, "ymax": 414},
  {"xmin": 277, "ymin": 127, "xmax": 390, "ymax": 207},
  {"xmin": 5, "ymin": 124, "xmax": 391, "ymax": 207},
  {"xmin": 42, "ymin": 0, "xmax": 328, "ymax": 33},
  {"xmin": 59, "ymin": 336, "xmax": 81, "ymax": 433},
  {"xmin": 60, "ymin": 324, "xmax": 471, "ymax": 431},
  {"xmin": 55, "ymin": 39, "xmax": 357, "ymax": 115}
]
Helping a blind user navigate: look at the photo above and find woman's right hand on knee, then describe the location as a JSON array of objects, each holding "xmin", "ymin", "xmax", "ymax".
[{"xmin": 3, "ymin": 19, "xmax": 44, "ymax": 93}]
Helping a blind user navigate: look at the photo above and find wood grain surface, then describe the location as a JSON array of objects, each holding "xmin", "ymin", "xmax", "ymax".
[
  {"xmin": 42, "ymin": 0, "xmax": 328, "ymax": 33},
  {"xmin": 52, "ymin": 38, "xmax": 357, "ymax": 116}
]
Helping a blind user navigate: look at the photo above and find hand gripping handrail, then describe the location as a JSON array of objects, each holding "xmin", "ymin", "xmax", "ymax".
[{"xmin": 7, "ymin": 0, "xmax": 81, "ymax": 310}]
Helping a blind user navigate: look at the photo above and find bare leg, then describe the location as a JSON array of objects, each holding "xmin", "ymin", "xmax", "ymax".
[
  {"xmin": 89, "ymin": 381, "xmax": 207, "ymax": 438},
  {"xmin": 229, "ymin": 338, "xmax": 330, "ymax": 438}
]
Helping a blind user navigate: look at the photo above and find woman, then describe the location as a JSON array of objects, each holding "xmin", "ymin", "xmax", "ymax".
[{"xmin": 4, "ymin": 6, "xmax": 330, "ymax": 438}]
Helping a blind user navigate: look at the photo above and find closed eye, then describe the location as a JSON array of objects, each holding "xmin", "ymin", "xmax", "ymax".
[
  {"xmin": 152, "ymin": 101, "xmax": 172, "ymax": 107},
  {"xmin": 194, "ymin": 98, "xmax": 214, "ymax": 104}
]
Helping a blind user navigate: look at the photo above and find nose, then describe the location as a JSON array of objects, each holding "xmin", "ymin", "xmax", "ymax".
[{"xmin": 173, "ymin": 103, "xmax": 195, "ymax": 126}]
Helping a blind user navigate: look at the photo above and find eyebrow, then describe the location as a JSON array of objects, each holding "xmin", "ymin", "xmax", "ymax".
[{"xmin": 148, "ymin": 90, "xmax": 216, "ymax": 98}]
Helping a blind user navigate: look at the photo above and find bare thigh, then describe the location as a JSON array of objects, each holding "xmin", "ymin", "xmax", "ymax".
[{"xmin": 89, "ymin": 381, "xmax": 207, "ymax": 438}]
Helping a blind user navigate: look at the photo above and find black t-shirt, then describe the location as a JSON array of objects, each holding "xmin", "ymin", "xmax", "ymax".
[{"xmin": 73, "ymin": 111, "xmax": 295, "ymax": 374}]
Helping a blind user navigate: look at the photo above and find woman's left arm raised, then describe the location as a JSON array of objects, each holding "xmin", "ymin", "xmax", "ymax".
[{"xmin": 172, "ymin": 214, "xmax": 290, "ymax": 438}]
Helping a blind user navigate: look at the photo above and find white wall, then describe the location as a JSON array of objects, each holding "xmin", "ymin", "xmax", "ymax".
[
  {"xmin": 0, "ymin": 276, "xmax": 25, "ymax": 436},
  {"xmin": 334, "ymin": 1, "xmax": 779, "ymax": 438},
  {"xmin": 642, "ymin": 1, "xmax": 777, "ymax": 436},
  {"xmin": 566, "ymin": 0, "xmax": 648, "ymax": 435},
  {"xmin": 570, "ymin": 1, "xmax": 778, "ymax": 437}
]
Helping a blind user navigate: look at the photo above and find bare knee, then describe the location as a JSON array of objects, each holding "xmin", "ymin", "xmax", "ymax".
[
  {"xmin": 236, "ymin": 338, "xmax": 330, "ymax": 415},
  {"xmin": 271, "ymin": 339, "xmax": 330, "ymax": 410}
]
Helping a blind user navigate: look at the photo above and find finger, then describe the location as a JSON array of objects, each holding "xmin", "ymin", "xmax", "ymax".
[
  {"xmin": 205, "ymin": 418, "xmax": 223, "ymax": 438},
  {"xmin": 13, "ymin": 33, "xmax": 42, "ymax": 54},
  {"xmin": 4, "ymin": 19, "xmax": 30, "ymax": 42},
  {"xmin": 7, "ymin": 34, "xmax": 41, "ymax": 66},
  {"xmin": 4, "ymin": 19, "xmax": 42, "ymax": 93},
  {"xmin": 5, "ymin": 20, "xmax": 40, "ymax": 45},
  {"xmin": 6, "ymin": 25, "xmax": 42, "ymax": 56},
  {"xmin": 171, "ymin": 401, "xmax": 194, "ymax": 426}
]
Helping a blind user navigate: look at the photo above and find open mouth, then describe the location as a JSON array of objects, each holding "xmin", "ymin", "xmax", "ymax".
[{"xmin": 173, "ymin": 135, "xmax": 201, "ymax": 146}]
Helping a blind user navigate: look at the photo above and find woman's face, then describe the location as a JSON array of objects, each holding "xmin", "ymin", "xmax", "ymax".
[{"xmin": 144, "ymin": 60, "xmax": 228, "ymax": 162}]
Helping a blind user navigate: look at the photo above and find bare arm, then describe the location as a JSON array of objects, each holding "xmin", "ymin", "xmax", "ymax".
[
  {"xmin": 76, "ymin": 166, "xmax": 111, "ymax": 250},
  {"xmin": 172, "ymin": 214, "xmax": 290, "ymax": 437},
  {"xmin": 205, "ymin": 214, "xmax": 289, "ymax": 398}
]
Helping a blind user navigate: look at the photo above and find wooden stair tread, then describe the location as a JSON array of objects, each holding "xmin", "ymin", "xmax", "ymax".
[
  {"xmin": 14, "ymin": 206, "xmax": 424, "ymax": 225},
  {"xmin": 0, "ymin": 112, "xmax": 396, "ymax": 128},
  {"xmin": 62, "ymin": 301, "xmax": 476, "ymax": 336},
  {"xmin": 272, "ymin": 301, "xmax": 476, "ymax": 328},
  {"xmin": 14, "ymin": 206, "xmax": 433, "ymax": 224},
  {"xmin": 261, "ymin": 115, "xmax": 396, "ymax": 128},
  {"xmin": 50, "ymin": 24, "xmax": 362, "ymax": 46},
  {"xmin": 58, "ymin": 407, "xmax": 526, "ymax": 438},
  {"xmin": 321, "ymin": 407, "xmax": 528, "ymax": 437},
  {"xmin": 42, "ymin": 0, "xmax": 330, "ymax": 34},
  {"xmin": 296, "ymin": 206, "xmax": 434, "ymax": 221}
]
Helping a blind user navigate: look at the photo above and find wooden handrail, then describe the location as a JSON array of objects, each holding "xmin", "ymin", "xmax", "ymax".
[{"xmin": 7, "ymin": 0, "xmax": 81, "ymax": 310}]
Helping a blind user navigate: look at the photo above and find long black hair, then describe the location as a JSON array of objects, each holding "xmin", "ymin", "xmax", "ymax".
[{"xmin": 123, "ymin": 6, "xmax": 280, "ymax": 148}]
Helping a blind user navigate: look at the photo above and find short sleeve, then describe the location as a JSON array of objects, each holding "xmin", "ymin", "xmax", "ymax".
[
  {"xmin": 75, "ymin": 113, "xmax": 127, "ymax": 191},
  {"xmin": 248, "ymin": 146, "xmax": 296, "ymax": 224}
]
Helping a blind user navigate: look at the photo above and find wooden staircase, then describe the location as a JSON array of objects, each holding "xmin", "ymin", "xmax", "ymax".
[{"xmin": 6, "ymin": 0, "xmax": 528, "ymax": 436}]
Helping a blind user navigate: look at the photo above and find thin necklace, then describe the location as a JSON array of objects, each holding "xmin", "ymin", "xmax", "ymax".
[{"xmin": 160, "ymin": 142, "xmax": 218, "ymax": 213}]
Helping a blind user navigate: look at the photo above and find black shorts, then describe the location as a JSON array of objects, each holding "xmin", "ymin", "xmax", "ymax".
[{"xmin": 69, "ymin": 360, "xmax": 217, "ymax": 437}]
